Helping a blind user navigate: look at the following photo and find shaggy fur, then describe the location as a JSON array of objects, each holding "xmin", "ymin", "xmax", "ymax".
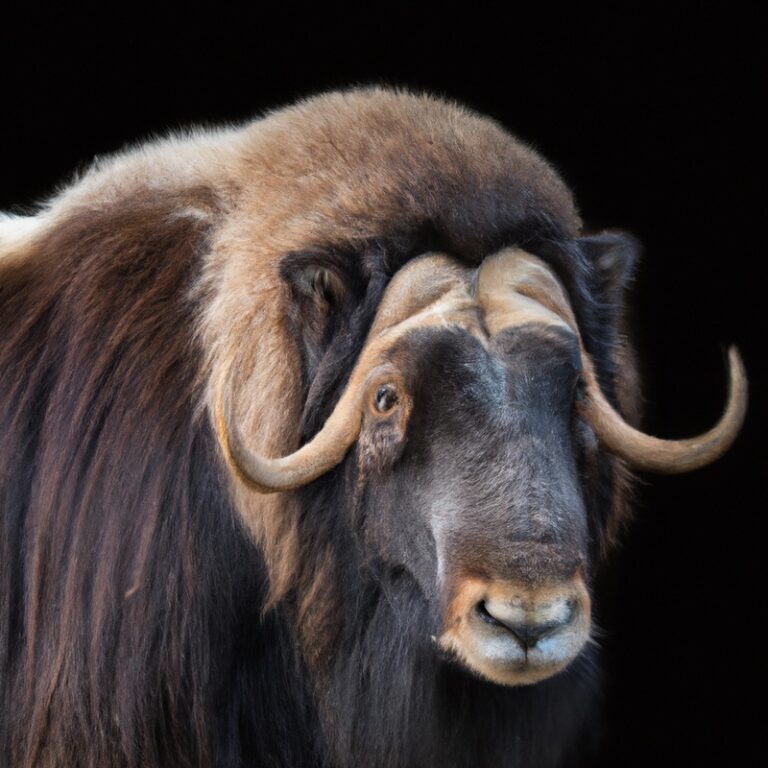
[{"xmin": 0, "ymin": 87, "xmax": 641, "ymax": 767}]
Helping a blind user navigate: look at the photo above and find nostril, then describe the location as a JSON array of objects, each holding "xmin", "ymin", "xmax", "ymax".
[
  {"xmin": 475, "ymin": 600, "xmax": 503, "ymax": 627},
  {"xmin": 475, "ymin": 599, "xmax": 575, "ymax": 650}
]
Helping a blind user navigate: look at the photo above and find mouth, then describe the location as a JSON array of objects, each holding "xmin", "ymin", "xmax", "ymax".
[{"xmin": 437, "ymin": 576, "xmax": 592, "ymax": 686}]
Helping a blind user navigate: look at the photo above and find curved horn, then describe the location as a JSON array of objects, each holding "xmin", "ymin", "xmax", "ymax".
[
  {"xmin": 579, "ymin": 346, "xmax": 747, "ymax": 474},
  {"xmin": 215, "ymin": 254, "xmax": 476, "ymax": 493},
  {"xmin": 477, "ymin": 247, "xmax": 748, "ymax": 474},
  {"xmin": 215, "ymin": 363, "xmax": 370, "ymax": 494}
]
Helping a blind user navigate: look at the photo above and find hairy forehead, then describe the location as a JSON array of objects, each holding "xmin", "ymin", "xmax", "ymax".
[
  {"xmin": 390, "ymin": 322, "xmax": 581, "ymax": 390},
  {"xmin": 491, "ymin": 323, "xmax": 581, "ymax": 369}
]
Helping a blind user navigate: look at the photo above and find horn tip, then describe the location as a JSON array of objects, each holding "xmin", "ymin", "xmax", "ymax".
[
  {"xmin": 725, "ymin": 342, "xmax": 749, "ymax": 422},
  {"xmin": 726, "ymin": 344, "xmax": 746, "ymax": 379}
]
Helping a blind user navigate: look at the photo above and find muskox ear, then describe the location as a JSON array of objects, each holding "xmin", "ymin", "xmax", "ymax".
[
  {"xmin": 279, "ymin": 250, "xmax": 365, "ymax": 383},
  {"xmin": 568, "ymin": 230, "xmax": 642, "ymax": 412},
  {"xmin": 577, "ymin": 230, "xmax": 641, "ymax": 309}
]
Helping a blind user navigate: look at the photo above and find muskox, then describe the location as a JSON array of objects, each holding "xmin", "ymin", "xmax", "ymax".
[{"xmin": 0, "ymin": 87, "xmax": 746, "ymax": 768}]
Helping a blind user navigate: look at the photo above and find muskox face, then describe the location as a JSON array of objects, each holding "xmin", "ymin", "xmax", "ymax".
[
  {"xmin": 217, "ymin": 247, "xmax": 745, "ymax": 688},
  {"xmin": 359, "ymin": 322, "xmax": 592, "ymax": 685}
]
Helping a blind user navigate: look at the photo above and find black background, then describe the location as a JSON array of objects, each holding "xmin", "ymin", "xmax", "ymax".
[{"xmin": 2, "ymin": 6, "xmax": 764, "ymax": 765}]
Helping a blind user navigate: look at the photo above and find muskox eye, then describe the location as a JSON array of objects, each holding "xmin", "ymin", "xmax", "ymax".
[{"xmin": 375, "ymin": 384, "xmax": 399, "ymax": 413}]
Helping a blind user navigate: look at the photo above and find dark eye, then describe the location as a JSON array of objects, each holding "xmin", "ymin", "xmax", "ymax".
[{"xmin": 375, "ymin": 384, "xmax": 399, "ymax": 413}]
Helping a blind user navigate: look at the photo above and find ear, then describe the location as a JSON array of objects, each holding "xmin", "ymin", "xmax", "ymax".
[
  {"xmin": 577, "ymin": 230, "xmax": 641, "ymax": 309},
  {"xmin": 279, "ymin": 251, "xmax": 350, "ymax": 381},
  {"xmin": 281, "ymin": 256, "xmax": 347, "ymax": 306},
  {"xmin": 577, "ymin": 228, "xmax": 644, "ymax": 424},
  {"xmin": 573, "ymin": 231, "xmax": 644, "ymax": 554},
  {"xmin": 564, "ymin": 230, "xmax": 643, "ymax": 408}
]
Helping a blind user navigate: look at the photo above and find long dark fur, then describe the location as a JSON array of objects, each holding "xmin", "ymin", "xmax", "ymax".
[
  {"xmin": 0, "ymin": 119, "xmax": 638, "ymax": 766},
  {"xmin": 0, "ymin": 193, "xmax": 320, "ymax": 767}
]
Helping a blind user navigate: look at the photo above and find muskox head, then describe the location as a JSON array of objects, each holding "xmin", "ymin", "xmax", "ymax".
[{"xmin": 216, "ymin": 246, "xmax": 745, "ymax": 687}]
